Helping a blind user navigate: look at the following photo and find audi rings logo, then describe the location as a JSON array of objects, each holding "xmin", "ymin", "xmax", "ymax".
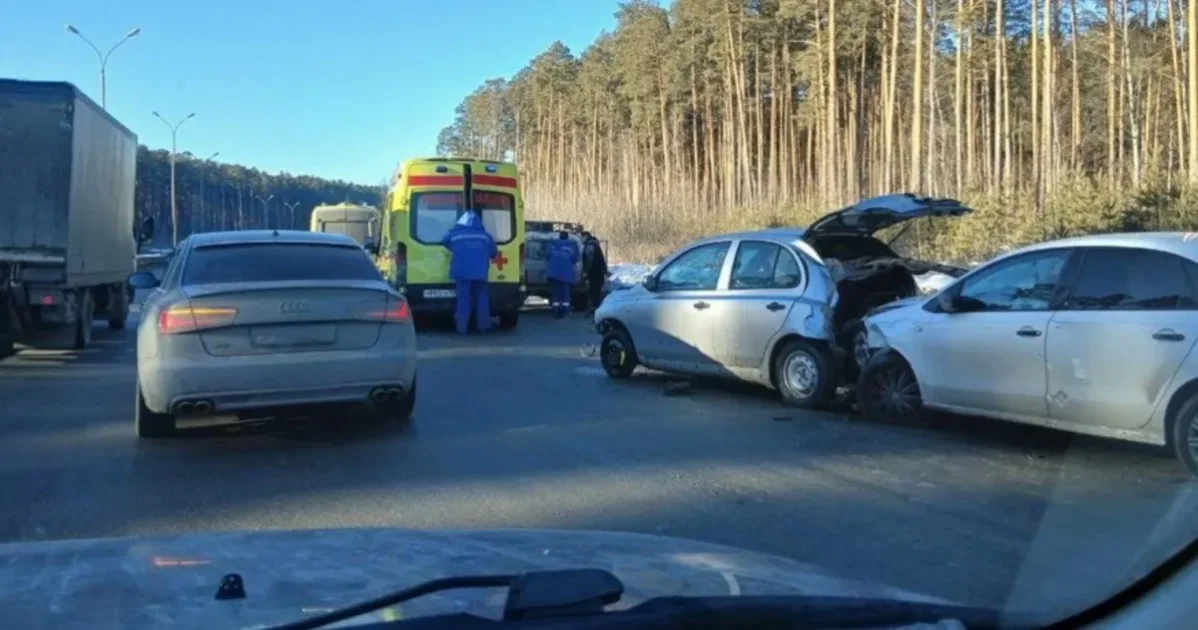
[{"xmin": 279, "ymin": 301, "xmax": 311, "ymax": 313}]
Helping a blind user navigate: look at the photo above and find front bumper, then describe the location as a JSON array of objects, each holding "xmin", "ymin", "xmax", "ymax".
[
  {"xmin": 139, "ymin": 344, "xmax": 418, "ymax": 415},
  {"xmin": 401, "ymin": 283, "xmax": 525, "ymax": 315}
]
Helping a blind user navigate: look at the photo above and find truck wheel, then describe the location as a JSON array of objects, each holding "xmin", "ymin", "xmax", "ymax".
[
  {"xmin": 136, "ymin": 383, "xmax": 175, "ymax": 438},
  {"xmin": 108, "ymin": 283, "xmax": 129, "ymax": 330},
  {"xmin": 73, "ymin": 290, "xmax": 94, "ymax": 350},
  {"xmin": 498, "ymin": 311, "xmax": 520, "ymax": 329}
]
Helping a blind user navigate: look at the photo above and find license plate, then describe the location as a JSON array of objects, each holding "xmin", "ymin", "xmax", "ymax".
[
  {"xmin": 251, "ymin": 324, "xmax": 336, "ymax": 348},
  {"xmin": 423, "ymin": 289, "xmax": 456, "ymax": 299}
]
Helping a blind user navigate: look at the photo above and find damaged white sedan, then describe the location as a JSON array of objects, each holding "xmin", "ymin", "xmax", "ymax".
[
  {"xmin": 856, "ymin": 232, "xmax": 1198, "ymax": 476},
  {"xmin": 593, "ymin": 193, "xmax": 970, "ymax": 409}
]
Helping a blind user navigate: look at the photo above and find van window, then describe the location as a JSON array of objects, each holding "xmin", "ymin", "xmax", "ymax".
[{"xmin": 410, "ymin": 190, "xmax": 516, "ymax": 244}]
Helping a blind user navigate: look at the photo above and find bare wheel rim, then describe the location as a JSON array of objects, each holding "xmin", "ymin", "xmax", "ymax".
[
  {"xmin": 1186, "ymin": 415, "xmax": 1198, "ymax": 463},
  {"xmin": 604, "ymin": 337, "xmax": 626, "ymax": 369},
  {"xmin": 783, "ymin": 352, "xmax": 819, "ymax": 398},
  {"xmin": 866, "ymin": 365, "xmax": 920, "ymax": 417}
]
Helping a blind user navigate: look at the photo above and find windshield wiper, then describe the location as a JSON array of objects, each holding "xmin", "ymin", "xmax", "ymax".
[{"xmin": 261, "ymin": 568, "xmax": 1016, "ymax": 630}]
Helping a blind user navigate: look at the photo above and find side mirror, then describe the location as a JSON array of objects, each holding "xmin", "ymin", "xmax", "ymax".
[
  {"xmin": 364, "ymin": 241, "xmax": 380, "ymax": 256},
  {"xmin": 642, "ymin": 275, "xmax": 658, "ymax": 292},
  {"xmin": 939, "ymin": 292, "xmax": 984, "ymax": 313},
  {"xmin": 128, "ymin": 271, "xmax": 160, "ymax": 290}
]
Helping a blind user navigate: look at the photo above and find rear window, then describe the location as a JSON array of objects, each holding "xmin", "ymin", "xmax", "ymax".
[
  {"xmin": 411, "ymin": 190, "xmax": 516, "ymax": 245},
  {"xmin": 182, "ymin": 243, "xmax": 382, "ymax": 285}
]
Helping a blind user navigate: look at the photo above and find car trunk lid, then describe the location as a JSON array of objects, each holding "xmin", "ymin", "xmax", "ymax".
[
  {"xmin": 806, "ymin": 194, "xmax": 972, "ymax": 237},
  {"xmin": 181, "ymin": 281, "xmax": 393, "ymax": 357}
]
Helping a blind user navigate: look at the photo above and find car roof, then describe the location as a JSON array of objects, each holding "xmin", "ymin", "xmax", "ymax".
[
  {"xmin": 187, "ymin": 230, "xmax": 361, "ymax": 248},
  {"xmin": 1006, "ymin": 231, "xmax": 1198, "ymax": 262},
  {"xmin": 687, "ymin": 227, "xmax": 809, "ymax": 247}
]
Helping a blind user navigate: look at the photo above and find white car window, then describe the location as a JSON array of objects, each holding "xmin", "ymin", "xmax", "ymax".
[
  {"xmin": 657, "ymin": 242, "xmax": 730, "ymax": 291},
  {"xmin": 957, "ymin": 249, "xmax": 1070, "ymax": 311},
  {"xmin": 1067, "ymin": 248, "xmax": 1198, "ymax": 310}
]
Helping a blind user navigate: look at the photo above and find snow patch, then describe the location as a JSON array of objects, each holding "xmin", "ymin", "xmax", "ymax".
[
  {"xmin": 607, "ymin": 263, "xmax": 656, "ymax": 290},
  {"xmin": 915, "ymin": 271, "xmax": 957, "ymax": 295}
]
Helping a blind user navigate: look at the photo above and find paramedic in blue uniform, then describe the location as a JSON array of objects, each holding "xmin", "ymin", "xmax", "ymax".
[
  {"xmin": 441, "ymin": 210, "xmax": 498, "ymax": 334},
  {"xmin": 545, "ymin": 231, "xmax": 579, "ymax": 319}
]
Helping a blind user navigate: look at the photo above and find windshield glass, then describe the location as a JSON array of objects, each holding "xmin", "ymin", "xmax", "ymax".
[{"xmin": 183, "ymin": 243, "xmax": 382, "ymax": 284}]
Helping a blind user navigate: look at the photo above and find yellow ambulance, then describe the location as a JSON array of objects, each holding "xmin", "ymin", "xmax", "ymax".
[{"xmin": 377, "ymin": 158, "xmax": 525, "ymax": 328}]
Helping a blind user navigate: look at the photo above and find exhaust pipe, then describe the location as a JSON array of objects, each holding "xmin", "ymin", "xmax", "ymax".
[
  {"xmin": 193, "ymin": 401, "xmax": 213, "ymax": 415},
  {"xmin": 370, "ymin": 388, "xmax": 389, "ymax": 403},
  {"xmin": 175, "ymin": 401, "xmax": 194, "ymax": 415},
  {"xmin": 387, "ymin": 387, "xmax": 403, "ymax": 400}
]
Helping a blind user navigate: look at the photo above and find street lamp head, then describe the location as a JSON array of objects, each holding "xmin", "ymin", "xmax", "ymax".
[
  {"xmin": 185, "ymin": 113, "xmax": 196, "ymax": 120},
  {"xmin": 152, "ymin": 111, "xmax": 162, "ymax": 118},
  {"xmin": 208, "ymin": 152, "xmax": 220, "ymax": 161},
  {"xmin": 127, "ymin": 28, "xmax": 141, "ymax": 38},
  {"xmin": 65, "ymin": 24, "xmax": 80, "ymax": 34}
]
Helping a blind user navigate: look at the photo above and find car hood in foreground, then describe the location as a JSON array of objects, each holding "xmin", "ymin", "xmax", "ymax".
[{"xmin": 0, "ymin": 527, "xmax": 944, "ymax": 629}]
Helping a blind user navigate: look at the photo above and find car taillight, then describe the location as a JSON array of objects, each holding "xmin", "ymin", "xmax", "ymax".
[
  {"xmin": 158, "ymin": 304, "xmax": 238, "ymax": 334},
  {"xmin": 390, "ymin": 243, "xmax": 408, "ymax": 286},
  {"xmin": 351, "ymin": 299, "xmax": 412, "ymax": 323}
]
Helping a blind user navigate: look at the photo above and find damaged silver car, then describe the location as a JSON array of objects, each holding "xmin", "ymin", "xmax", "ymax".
[{"xmin": 593, "ymin": 193, "xmax": 971, "ymax": 408}]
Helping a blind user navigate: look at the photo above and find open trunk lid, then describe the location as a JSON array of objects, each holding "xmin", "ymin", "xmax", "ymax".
[
  {"xmin": 806, "ymin": 194, "xmax": 972, "ymax": 237},
  {"xmin": 180, "ymin": 281, "xmax": 394, "ymax": 357}
]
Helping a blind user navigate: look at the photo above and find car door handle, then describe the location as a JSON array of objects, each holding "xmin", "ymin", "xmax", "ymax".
[
  {"xmin": 766, "ymin": 302, "xmax": 787, "ymax": 312},
  {"xmin": 1153, "ymin": 329, "xmax": 1186, "ymax": 342},
  {"xmin": 1016, "ymin": 327, "xmax": 1042, "ymax": 338},
  {"xmin": 693, "ymin": 301, "xmax": 710, "ymax": 311}
]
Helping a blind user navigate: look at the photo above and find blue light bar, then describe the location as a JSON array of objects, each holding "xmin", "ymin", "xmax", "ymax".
[
  {"xmin": 435, "ymin": 165, "xmax": 448, "ymax": 173},
  {"xmin": 485, "ymin": 164, "xmax": 497, "ymax": 173}
]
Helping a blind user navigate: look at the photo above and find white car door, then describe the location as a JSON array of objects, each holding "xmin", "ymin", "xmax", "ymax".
[
  {"xmin": 1046, "ymin": 246, "xmax": 1198, "ymax": 430},
  {"xmin": 629, "ymin": 241, "xmax": 731, "ymax": 371},
  {"xmin": 912, "ymin": 248, "xmax": 1075, "ymax": 418}
]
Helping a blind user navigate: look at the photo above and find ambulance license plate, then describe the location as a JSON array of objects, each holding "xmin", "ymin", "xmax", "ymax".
[{"xmin": 423, "ymin": 289, "xmax": 456, "ymax": 299}]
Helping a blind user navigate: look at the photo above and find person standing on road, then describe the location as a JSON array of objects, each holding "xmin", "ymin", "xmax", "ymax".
[
  {"xmin": 546, "ymin": 231, "xmax": 579, "ymax": 319},
  {"xmin": 581, "ymin": 231, "xmax": 608, "ymax": 313},
  {"xmin": 441, "ymin": 210, "xmax": 498, "ymax": 334}
]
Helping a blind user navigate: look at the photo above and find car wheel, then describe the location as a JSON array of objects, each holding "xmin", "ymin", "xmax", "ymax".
[
  {"xmin": 857, "ymin": 353, "xmax": 925, "ymax": 424},
  {"xmin": 498, "ymin": 311, "xmax": 520, "ymax": 329},
  {"xmin": 773, "ymin": 339, "xmax": 835, "ymax": 408},
  {"xmin": 600, "ymin": 329, "xmax": 637, "ymax": 378},
  {"xmin": 1169, "ymin": 394, "xmax": 1198, "ymax": 477},
  {"xmin": 135, "ymin": 383, "xmax": 175, "ymax": 438}
]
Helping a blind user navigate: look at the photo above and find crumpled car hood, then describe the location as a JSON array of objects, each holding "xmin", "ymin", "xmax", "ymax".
[{"xmin": 0, "ymin": 527, "xmax": 943, "ymax": 629}]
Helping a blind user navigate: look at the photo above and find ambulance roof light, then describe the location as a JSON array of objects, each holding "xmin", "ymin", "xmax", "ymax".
[
  {"xmin": 435, "ymin": 165, "xmax": 448, "ymax": 173},
  {"xmin": 485, "ymin": 164, "xmax": 497, "ymax": 173}
]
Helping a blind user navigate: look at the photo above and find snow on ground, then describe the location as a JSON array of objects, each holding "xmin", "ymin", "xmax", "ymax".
[
  {"xmin": 606, "ymin": 263, "xmax": 656, "ymax": 290},
  {"xmin": 915, "ymin": 271, "xmax": 958, "ymax": 295}
]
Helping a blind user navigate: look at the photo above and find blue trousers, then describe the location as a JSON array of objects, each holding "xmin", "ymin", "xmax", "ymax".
[
  {"xmin": 454, "ymin": 279, "xmax": 491, "ymax": 334},
  {"xmin": 549, "ymin": 280, "xmax": 572, "ymax": 317}
]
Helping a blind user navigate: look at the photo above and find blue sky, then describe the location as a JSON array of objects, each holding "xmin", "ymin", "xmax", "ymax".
[{"xmin": 1, "ymin": 1, "xmax": 621, "ymax": 185}]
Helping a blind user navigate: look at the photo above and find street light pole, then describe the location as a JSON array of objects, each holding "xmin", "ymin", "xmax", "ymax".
[
  {"xmin": 153, "ymin": 111, "xmax": 195, "ymax": 247},
  {"xmin": 65, "ymin": 25, "xmax": 140, "ymax": 109},
  {"xmin": 199, "ymin": 152, "xmax": 219, "ymax": 232},
  {"xmin": 283, "ymin": 201, "xmax": 300, "ymax": 230},
  {"xmin": 255, "ymin": 194, "xmax": 274, "ymax": 229}
]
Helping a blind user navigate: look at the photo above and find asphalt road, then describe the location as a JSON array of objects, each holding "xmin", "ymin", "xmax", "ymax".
[{"xmin": 2, "ymin": 297, "xmax": 1198, "ymax": 618}]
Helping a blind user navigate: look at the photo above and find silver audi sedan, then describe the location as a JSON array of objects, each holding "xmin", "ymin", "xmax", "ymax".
[
  {"xmin": 857, "ymin": 232, "xmax": 1198, "ymax": 475},
  {"xmin": 127, "ymin": 230, "xmax": 418, "ymax": 439}
]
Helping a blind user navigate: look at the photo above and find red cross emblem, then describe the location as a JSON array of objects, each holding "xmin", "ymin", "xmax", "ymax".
[{"xmin": 491, "ymin": 252, "xmax": 509, "ymax": 270}]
